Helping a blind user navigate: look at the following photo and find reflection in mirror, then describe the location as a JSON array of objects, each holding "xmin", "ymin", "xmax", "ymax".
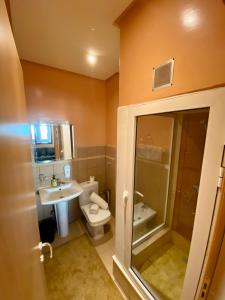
[
  {"xmin": 31, "ymin": 122, "xmax": 74, "ymax": 163},
  {"xmin": 131, "ymin": 108, "xmax": 209, "ymax": 300},
  {"xmin": 133, "ymin": 115, "xmax": 174, "ymax": 244}
]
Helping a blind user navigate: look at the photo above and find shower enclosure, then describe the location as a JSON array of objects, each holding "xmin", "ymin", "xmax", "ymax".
[
  {"xmin": 132, "ymin": 109, "xmax": 209, "ymax": 300},
  {"xmin": 114, "ymin": 88, "xmax": 225, "ymax": 300}
]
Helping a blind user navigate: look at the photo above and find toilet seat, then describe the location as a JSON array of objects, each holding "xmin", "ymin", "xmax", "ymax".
[{"xmin": 81, "ymin": 204, "xmax": 111, "ymax": 227}]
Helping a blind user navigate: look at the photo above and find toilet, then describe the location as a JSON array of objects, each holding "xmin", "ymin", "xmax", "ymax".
[{"xmin": 79, "ymin": 181, "xmax": 111, "ymax": 240}]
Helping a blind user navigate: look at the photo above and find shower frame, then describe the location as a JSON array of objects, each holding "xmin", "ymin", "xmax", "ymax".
[{"xmin": 114, "ymin": 87, "xmax": 225, "ymax": 300}]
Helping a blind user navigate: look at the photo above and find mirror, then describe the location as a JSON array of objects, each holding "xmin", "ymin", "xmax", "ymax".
[
  {"xmin": 131, "ymin": 108, "xmax": 209, "ymax": 300},
  {"xmin": 31, "ymin": 122, "xmax": 75, "ymax": 163}
]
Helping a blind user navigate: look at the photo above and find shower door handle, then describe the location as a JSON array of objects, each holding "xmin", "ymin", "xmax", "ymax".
[{"xmin": 123, "ymin": 190, "xmax": 128, "ymax": 224}]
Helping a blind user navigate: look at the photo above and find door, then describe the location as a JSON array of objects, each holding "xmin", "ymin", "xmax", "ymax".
[
  {"xmin": 130, "ymin": 109, "xmax": 210, "ymax": 300},
  {"xmin": 0, "ymin": 1, "xmax": 46, "ymax": 299},
  {"xmin": 115, "ymin": 87, "xmax": 225, "ymax": 300}
]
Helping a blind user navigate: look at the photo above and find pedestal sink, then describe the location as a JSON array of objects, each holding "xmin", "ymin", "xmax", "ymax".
[{"xmin": 39, "ymin": 181, "xmax": 83, "ymax": 237}]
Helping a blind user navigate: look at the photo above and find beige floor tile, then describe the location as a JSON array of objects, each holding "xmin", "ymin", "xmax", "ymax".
[
  {"xmin": 44, "ymin": 234, "xmax": 123, "ymax": 300},
  {"xmin": 79, "ymin": 218, "xmax": 115, "ymax": 278},
  {"xmin": 52, "ymin": 221, "xmax": 84, "ymax": 249},
  {"xmin": 139, "ymin": 243, "xmax": 188, "ymax": 300}
]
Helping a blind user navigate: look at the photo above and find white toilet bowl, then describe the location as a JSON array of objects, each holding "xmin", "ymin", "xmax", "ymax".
[{"xmin": 79, "ymin": 181, "xmax": 111, "ymax": 240}]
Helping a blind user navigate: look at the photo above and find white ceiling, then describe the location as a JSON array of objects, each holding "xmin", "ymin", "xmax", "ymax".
[{"xmin": 10, "ymin": 0, "xmax": 133, "ymax": 80}]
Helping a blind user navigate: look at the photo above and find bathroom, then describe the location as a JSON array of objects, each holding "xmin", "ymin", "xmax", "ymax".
[
  {"xmin": 24, "ymin": 58, "xmax": 120, "ymax": 296},
  {"xmin": 1, "ymin": 1, "xmax": 225, "ymax": 300}
]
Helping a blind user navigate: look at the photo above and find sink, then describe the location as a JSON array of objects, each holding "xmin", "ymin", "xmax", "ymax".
[
  {"xmin": 38, "ymin": 181, "xmax": 83, "ymax": 237},
  {"xmin": 39, "ymin": 181, "xmax": 83, "ymax": 205}
]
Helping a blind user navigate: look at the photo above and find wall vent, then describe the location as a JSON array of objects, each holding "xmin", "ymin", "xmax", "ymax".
[{"xmin": 152, "ymin": 58, "xmax": 175, "ymax": 91}]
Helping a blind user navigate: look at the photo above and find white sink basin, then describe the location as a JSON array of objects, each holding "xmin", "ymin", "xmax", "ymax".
[
  {"xmin": 39, "ymin": 180, "xmax": 83, "ymax": 205},
  {"xmin": 38, "ymin": 180, "xmax": 83, "ymax": 237}
]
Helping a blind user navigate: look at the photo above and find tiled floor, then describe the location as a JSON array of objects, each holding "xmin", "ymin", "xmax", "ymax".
[
  {"xmin": 44, "ymin": 234, "xmax": 123, "ymax": 300},
  {"xmin": 94, "ymin": 218, "xmax": 115, "ymax": 277},
  {"xmin": 44, "ymin": 218, "xmax": 122, "ymax": 300},
  {"xmin": 139, "ymin": 243, "xmax": 188, "ymax": 300},
  {"xmin": 79, "ymin": 217, "xmax": 115, "ymax": 278},
  {"xmin": 52, "ymin": 221, "xmax": 84, "ymax": 248}
]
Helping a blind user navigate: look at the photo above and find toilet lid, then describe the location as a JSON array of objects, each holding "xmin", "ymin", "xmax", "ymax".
[{"xmin": 81, "ymin": 204, "xmax": 111, "ymax": 227}]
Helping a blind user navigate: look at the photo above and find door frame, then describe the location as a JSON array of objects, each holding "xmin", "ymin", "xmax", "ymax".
[
  {"xmin": 116, "ymin": 87, "xmax": 225, "ymax": 300},
  {"xmin": 196, "ymin": 151, "xmax": 225, "ymax": 299}
]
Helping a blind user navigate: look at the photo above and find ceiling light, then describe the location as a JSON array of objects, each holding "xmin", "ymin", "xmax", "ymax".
[
  {"xmin": 181, "ymin": 8, "xmax": 199, "ymax": 30},
  {"xmin": 86, "ymin": 53, "xmax": 97, "ymax": 66}
]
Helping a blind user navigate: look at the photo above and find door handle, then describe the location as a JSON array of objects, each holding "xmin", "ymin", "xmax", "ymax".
[{"xmin": 38, "ymin": 242, "xmax": 53, "ymax": 262}]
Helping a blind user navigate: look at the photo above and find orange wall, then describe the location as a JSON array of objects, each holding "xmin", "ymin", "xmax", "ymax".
[
  {"xmin": 106, "ymin": 73, "xmax": 119, "ymax": 146},
  {"xmin": 119, "ymin": 0, "xmax": 225, "ymax": 106},
  {"xmin": 22, "ymin": 61, "xmax": 107, "ymax": 146},
  {"xmin": 137, "ymin": 115, "xmax": 173, "ymax": 149}
]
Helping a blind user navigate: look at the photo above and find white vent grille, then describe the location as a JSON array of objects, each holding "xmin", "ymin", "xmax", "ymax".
[{"xmin": 152, "ymin": 58, "xmax": 175, "ymax": 91}]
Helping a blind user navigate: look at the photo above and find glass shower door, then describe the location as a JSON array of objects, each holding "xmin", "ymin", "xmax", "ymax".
[
  {"xmin": 132, "ymin": 114, "xmax": 174, "ymax": 246},
  {"xmin": 131, "ymin": 109, "xmax": 209, "ymax": 300}
]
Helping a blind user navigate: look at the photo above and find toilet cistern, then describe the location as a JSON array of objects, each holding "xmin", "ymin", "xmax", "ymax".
[{"xmin": 79, "ymin": 180, "xmax": 111, "ymax": 240}]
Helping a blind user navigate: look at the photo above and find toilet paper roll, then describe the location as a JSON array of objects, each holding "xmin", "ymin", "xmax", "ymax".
[
  {"xmin": 89, "ymin": 192, "xmax": 108, "ymax": 210},
  {"xmin": 89, "ymin": 203, "xmax": 99, "ymax": 214}
]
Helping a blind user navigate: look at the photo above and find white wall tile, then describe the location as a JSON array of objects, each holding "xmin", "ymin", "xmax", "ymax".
[
  {"xmin": 53, "ymin": 162, "xmax": 64, "ymax": 175},
  {"xmin": 39, "ymin": 164, "xmax": 54, "ymax": 176}
]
